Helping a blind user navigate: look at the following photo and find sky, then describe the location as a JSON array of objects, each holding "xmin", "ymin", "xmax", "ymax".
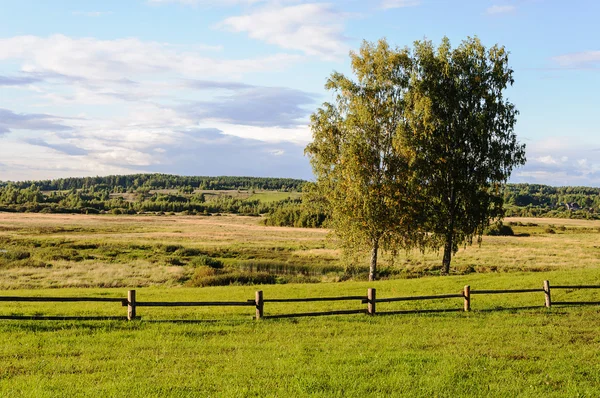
[{"xmin": 0, "ymin": 0, "xmax": 599, "ymax": 186}]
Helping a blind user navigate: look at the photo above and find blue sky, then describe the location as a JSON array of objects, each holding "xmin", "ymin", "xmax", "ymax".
[{"xmin": 1, "ymin": 0, "xmax": 599, "ymax": 185}]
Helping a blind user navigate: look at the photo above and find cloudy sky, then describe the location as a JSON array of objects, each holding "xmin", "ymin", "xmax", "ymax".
[{"xmin": 0, "ymin": 0, "xmax": 599, "ymax": 186}]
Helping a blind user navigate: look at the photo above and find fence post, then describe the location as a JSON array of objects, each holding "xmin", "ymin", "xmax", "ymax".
[
  {"xmin": 255, "ymin": 290, "xmax": 264, "ymax": 320},
  {"xmin": 463, "ymin": 285, "xmax": 471, "ymax": 312},
  {"xmin": 543, "ymin": 280, "xmax": 551, "ymax": 308},
  {"xmin": 367, "ymin": 288, "xmax": 376, "ymax": 315},
  {"xmin": 127, "ymin": 290, "xmax": 136, "ymax": 320}
]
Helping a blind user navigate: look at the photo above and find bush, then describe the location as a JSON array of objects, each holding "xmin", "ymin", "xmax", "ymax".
[
  {"xmin": 188, "ymin": 269, "xmax": 276, "ymax": 287},
  {"xmin": 0, "ymin": 249, "xmax": 31, "ymax": 261},
  {"xmin": 40, "ymin": 248, "xmax": 84, "ymax": 262},
  {"xmin": 163, "ymin": 244, "xmax": 183, "ymax": 253},
  {"xmin": 175, "ymin": 247, "xmax": 203, "ymax": 257},
  {"xmin": 484, "ymin": 224, "xmax": 514, "ymax": 236},
  {"xmin": 189, "ymin": 255, "xmax": 223, "ymax": 269},
  {"xmin": 165, "ymin": 257, "xmax": 184, "ymax": 266},
  {"xmin": 545, "ymin": 227, "xmax": 556, "ymax": 234}
]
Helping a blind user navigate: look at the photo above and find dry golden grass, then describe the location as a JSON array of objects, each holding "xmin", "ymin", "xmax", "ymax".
[{"xmin": 0, "ymin": 213, "xmax": 599, "ymax": 289}]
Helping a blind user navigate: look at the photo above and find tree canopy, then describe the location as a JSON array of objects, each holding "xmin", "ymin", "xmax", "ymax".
[{"xmin": 306, "ymin": 37, "xmax": 526, "ymax": 278}]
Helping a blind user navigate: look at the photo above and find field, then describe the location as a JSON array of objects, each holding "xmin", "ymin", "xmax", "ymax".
[
  {"xmin": 1, "ymin": 213, "xmax": 600, "ymax": 289},
  {"xmin": 1, "ymin": 213, "xmax": 600, "ymax": 396}
]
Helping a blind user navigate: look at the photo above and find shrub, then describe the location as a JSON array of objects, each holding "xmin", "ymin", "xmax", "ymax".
[
  {"xmin": 0, "ymin": 249, "xmax": 31, "ymax": 261},
  {"xmin": 189, "ymin": 255, "xmax": 223, "ymax": 269},
  {"xmin": 188, "ymin": 269, "xmax": 276, "ymax": 287},
  {"xmin": 175, "ymin": 247, "xmax": 203, "ymax": 257},
  {"xmin": 163, "ymin": 244, "xmax": 183, "ymax": 253},
  {"xmin": 545, "ymin": 227, "xmax": 556, "ymax": 234},
  {"xmin": 40, "ymin": 248, "xmax": 84, "ymax": 262},
  {"xmin": 484, "ymin": 224, "xmax": 514, "ymax": 236},
  {"xmin": 165, "ymin": 257, "xmax": 184, "ymax": 266}
]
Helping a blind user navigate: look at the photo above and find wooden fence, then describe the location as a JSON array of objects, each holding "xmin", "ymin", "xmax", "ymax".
[{"xmin": 1, "ymin": 280, "xmax": 599, "ymax": 321}]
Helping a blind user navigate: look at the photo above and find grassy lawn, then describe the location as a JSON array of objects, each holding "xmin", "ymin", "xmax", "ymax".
[
  {"xmin": 1, "ymin": 213, "xmax": 600, "ymax": 396},
  {"xmin": 1, "ymin": 271, "xmax": 600, "ymax": 397}
]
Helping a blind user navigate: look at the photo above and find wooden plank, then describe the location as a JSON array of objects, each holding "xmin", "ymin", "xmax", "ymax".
[
  {"xmin": 0, "ymin": 297, "xmax": 125, "ymax": 302},
  {"xmin": 552, "ymin": 285, "xmax": 600, "ymax": 289},
  {"xmin": 263, "ymin": 296, "xmax": 366, "ymax": 303},
  {"xmin": 470, "ymin": 289, "xmax": 543, "ymax": 295},
  {"xmin": 0, "ymin": 315, "xmax": 127, "ymax": 321},
  {"xmin": 135, "ymin": 301, "xmax": 255, "ymax": 307},
  {"xmin": 374, "ymin": 294, "xmax": 463, "ymax": 303},
  {"xmin": 463, "ymin": 285, "xmax": 471, "ymax": 312},
  {"xmin": 552, "ymin": 301, "xmax": 600, "ymax": 306},
  {"xmin": 263, "ymin": 309, "xmax": 365, "ymax": 319}
]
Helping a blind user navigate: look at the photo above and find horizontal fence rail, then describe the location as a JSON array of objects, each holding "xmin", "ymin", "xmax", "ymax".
[
  {"xmin": 133, "ymin": 301, "xmax": 255, "ymax": 307},
  {"xmin": 470, "ymin": 289, "xmax": 543, "ymax": 294},
  {"xmin": 0, "ymin": 280, "xmax": 599, "ymax": 321},
  {"xmin": 0, "ymin": 296, "xmax": 125, "ymax": 303},
  {"xmin": 372, "ymin": 293, "xmax": 464, "ymax": 303},
  {"xmin": 264, "ymin": 296, "xmax": 366, "ymax": 303}
]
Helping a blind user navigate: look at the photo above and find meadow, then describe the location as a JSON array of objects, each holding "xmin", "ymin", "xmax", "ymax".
[
  {"xmin": 1, "ymin": 213, "xmax": 600, "ymax": 396},
  {"xmin": 1, "ymin": 213, "xmax": 599, "ymax": 289}
]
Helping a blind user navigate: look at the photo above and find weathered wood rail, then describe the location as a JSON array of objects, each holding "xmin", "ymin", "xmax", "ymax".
[{"xmin": 0, "ymin": 280, "xmax": 598, "ymax": 321}]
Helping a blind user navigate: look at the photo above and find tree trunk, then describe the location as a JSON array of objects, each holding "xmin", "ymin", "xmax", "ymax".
[
  {"xmin": 441, "ymin": 233, "xmax": 452, "ymax": 275},
  {"xmin": 369, "ymin": 239, "xmax": 379, "ymax": 281},
  {"xmin": 442, "ymin": 187, "xmax": 457, "ymax": 275}
]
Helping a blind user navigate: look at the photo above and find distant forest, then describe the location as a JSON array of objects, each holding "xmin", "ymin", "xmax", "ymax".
[
  {"xmin": 0, "ymin": 174, "xmax": 598, "ymax": 222},
  {"xmin": 2, "ymin": 174, "xmax": 305, "ymax": 192}
]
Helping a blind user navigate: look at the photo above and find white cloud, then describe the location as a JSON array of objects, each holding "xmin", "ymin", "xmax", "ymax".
[
  {"xmin": 380, "ymin": 0, "xmax": 421, "ymax": 9},
  {"xmin": 205, "ymin": 122, "xmax": 312, "ymax": 144},
  {"xmin": 535, "ymin": 155, "xmax": 559, "ymax": 165},
  {"xmin": 552, "ymin": 51, "xmax": 600, "ymax": 68},
  {"xmin": 0, "ymin": 35, "xmax": 301, "ymax": 82},
  {"xmin": 220, "ymin": 3, "xmax": 349, "ymax": 59},
  {"xmin": 486, "ymin": 5, "xmax": 516, "ymax": 15},
  {"xmin": 512, "ymin": 137, "xmax": 600, "ymax": 186}
]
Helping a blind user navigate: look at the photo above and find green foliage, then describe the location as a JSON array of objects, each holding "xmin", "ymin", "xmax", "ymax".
[
  {"xmin": 187, "ymin": 268, "xmax": 276, "ymax": 287},
  {"xmin": 2, "ymin": 174, "xmax": 305, "ymax": 192},
  {"xmin": 189, "ymin": 255, "xmax": 224, "ymax": 269},
  {"xmin": 403, "ymin": 36, "xmax": 525, "ymax": 274},
  {"xmin": 261, "ymin": 198, "xmax": 328, "ymax": 228},
  {"xmin": 306, "ymin": 39, "xmax": 424, "ymax": 281},
  {"xmin": 306, "ymin": 36, "xmax": 526, "ymax": 277},
  {"xmin": 484, "ymin": 223, "xmax": 514, "ymax": 236}
]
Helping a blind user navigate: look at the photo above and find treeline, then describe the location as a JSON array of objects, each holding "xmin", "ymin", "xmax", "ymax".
[
  {"xmin": 0, "ymin": 184, "xmax": 281, "ymax": 215},
  {"xmin": 0, "ymin": 177, "xmax": 599, "ymax": 222},
  {"xmin": 260, "ymin": 198, "xmax": 328, "ymax": 228},
  {"xmin": 504, "ymin": 184, "xmax": 600, "ymax": 219},
  {"xmin": 0, "ymin": 174, "xmax": 305, "ymax": 192},
  {"xmin": 504, "ymin": 184, "xmax": 600, "ymax": 208}
]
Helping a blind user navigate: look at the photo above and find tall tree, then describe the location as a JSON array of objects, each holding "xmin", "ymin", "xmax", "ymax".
[
  {"xmin": 401, "ymin": 37, "xmax": 526, "ymax": 274},
  {"xmin": 306, "ymin": 39, "xmax": 424, "ymax": 281}
]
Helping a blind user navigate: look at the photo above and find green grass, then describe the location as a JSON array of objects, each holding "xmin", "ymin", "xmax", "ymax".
[
  {"xmin": 1, "ymin": 271, "xmax": 600, "ymax": 397},
  {"xmin": 248, "ymin": 191, "xmax": 302, "ymax": 203}
]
